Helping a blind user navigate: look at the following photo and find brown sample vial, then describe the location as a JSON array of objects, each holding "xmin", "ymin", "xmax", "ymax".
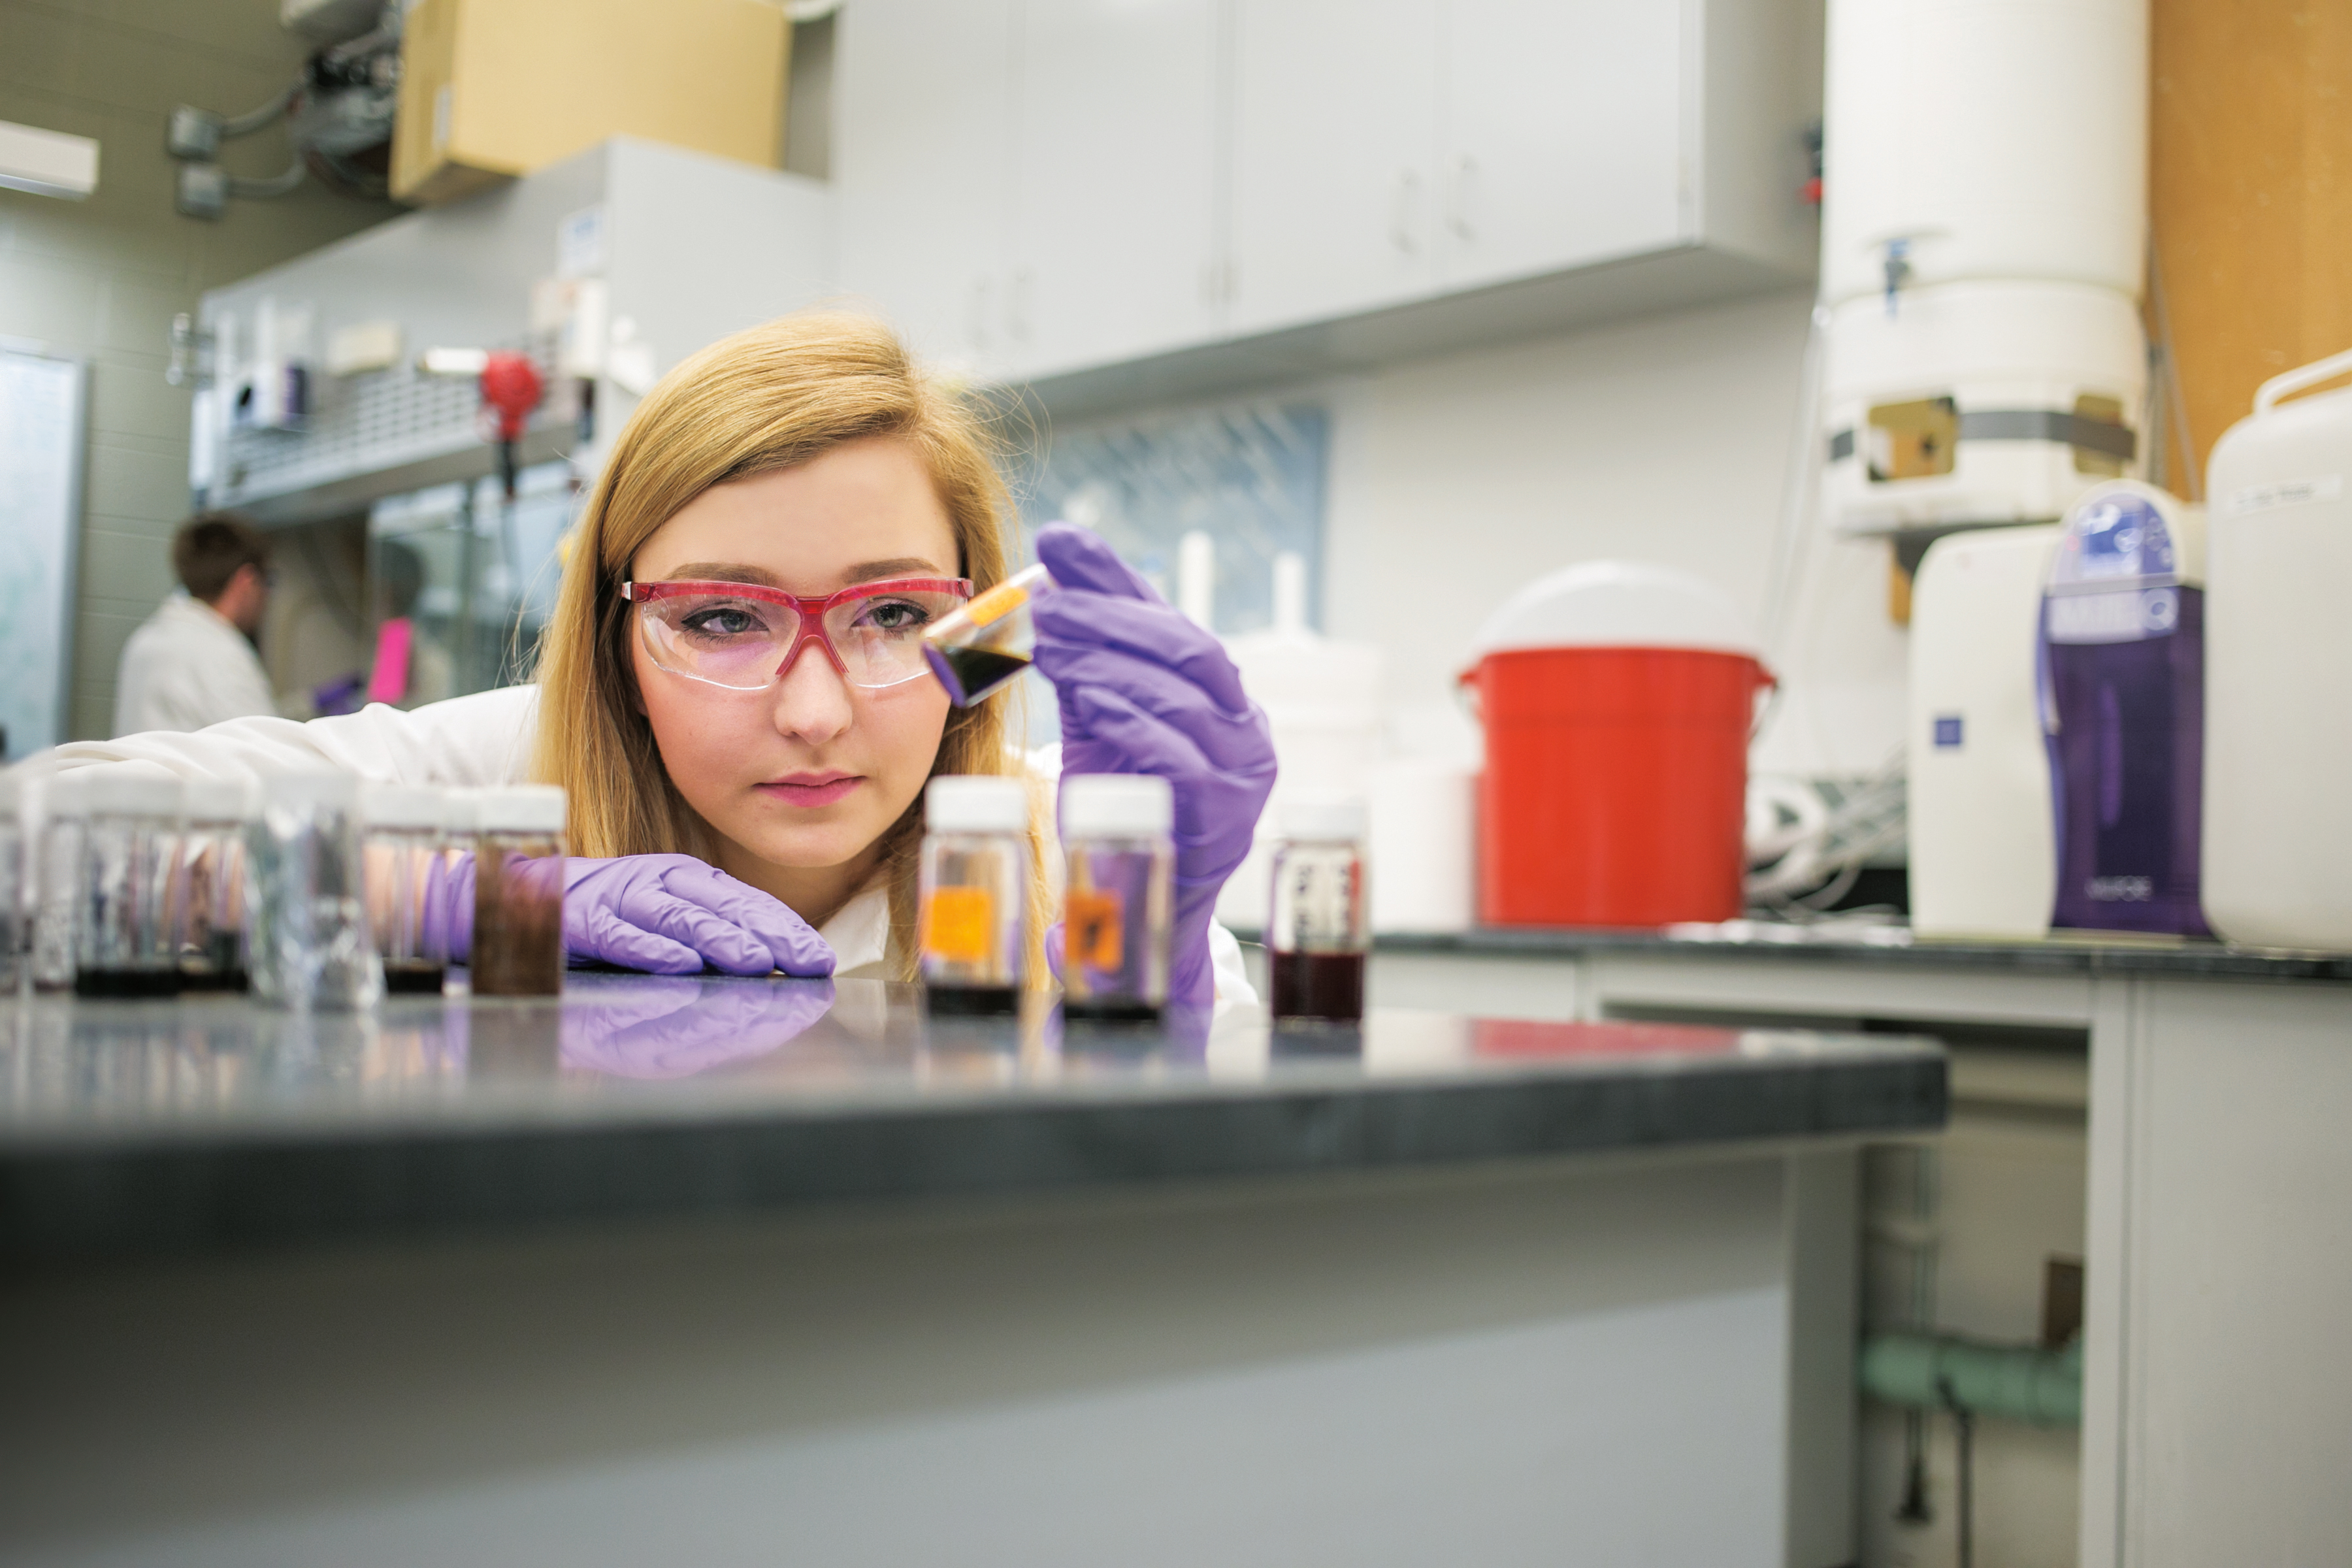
[{"xmin": 470, "ymin": 785, "xmax": 566, "ymax": 997}]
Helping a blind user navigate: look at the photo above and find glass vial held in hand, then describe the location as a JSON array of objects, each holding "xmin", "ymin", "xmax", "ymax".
[
  {"xmin": 919, "ymin": 776, "xmax": 1031, "ymax": 1015},
  {"xmin": 1059, "ymin": 774, "xmax": 1174, "ymax": 1021},
  {"xmin": 1267, "ymin": 794, "xmax": 1369, "ymax": 1023},
  {"xmin": 174, "ymin": 779, "xmax": 255, "ymax": 992},
  {"xmin": 471, "ymin": 786, "xmax": 566, "ymax": 998},
  {"xmin": 76, "ymin": 772, "xmax": 184, "ymax": 998},
  {"xmin": 248, "ymin": 772, "xmax": 383, "ymax": 1011},
  {"xmin": 923, "ymin": 563, "xmax": 1053, "ymax": 706},
  {"xmin": 363, "ymin": 784, "xmax": 450, "ymax": 995}
]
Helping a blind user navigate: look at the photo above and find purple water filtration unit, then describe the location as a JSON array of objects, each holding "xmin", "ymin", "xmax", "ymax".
[{"xmin": 2040, "ymin": 482, "xmax": 2210, "ymax": 936}]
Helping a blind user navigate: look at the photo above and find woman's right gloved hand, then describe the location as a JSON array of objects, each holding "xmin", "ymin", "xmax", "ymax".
[{"xmin": 430, "ymin": 853, "xmax": 835, "ymax": 977}]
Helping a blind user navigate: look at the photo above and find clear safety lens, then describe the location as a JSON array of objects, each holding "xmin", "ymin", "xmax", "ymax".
[{"xmin": 637, "ymin": 582, "xmax": 968, "ymax": 691}]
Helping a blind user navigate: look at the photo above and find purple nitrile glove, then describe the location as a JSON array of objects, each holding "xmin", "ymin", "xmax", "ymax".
[
  {"xmin": 430, "ymin": 853, "xmax": 836, "ymax": 977},
  {"xmin": 1030, "ymin": 523, "xmax": 1277, "ymax": 1014}
]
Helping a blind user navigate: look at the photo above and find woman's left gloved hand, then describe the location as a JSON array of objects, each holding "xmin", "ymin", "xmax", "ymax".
[
  {"xmin": 1030, "ymin": 522, "xmax": 1277, "ymax": 1013},
  {"xmin": 431, "ymin": 853, "xmax": 836, "ymax": 977}
]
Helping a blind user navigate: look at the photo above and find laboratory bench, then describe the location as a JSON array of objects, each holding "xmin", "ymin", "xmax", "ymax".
[
  {"xmin": 1357, "ymin": 922, "xmax": 2352, "ymax": 1568},
  {"xmin": 0, "ymin": 976, "xmax": 1941, "ymax": 1568}
]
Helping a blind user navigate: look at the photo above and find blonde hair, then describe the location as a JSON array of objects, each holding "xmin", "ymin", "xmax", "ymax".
[{"xmin": 531, "ymin": 311, "xmax": 1049, "ymax": 980}]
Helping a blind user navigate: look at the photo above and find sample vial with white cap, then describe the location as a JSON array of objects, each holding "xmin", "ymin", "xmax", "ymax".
[
  {"xmin": 31, "ymin": 785, "xmax": 86, "ymax": 992},
  {"xmin": 1267, "ymin": 792, "xmax": 1369, "ymax": 1022},
  {"xmin": 1059, "ymin": 773, "xmax": 1175, "ymax": 1020},
  {"xmin": 248, "ymin": 771, "xmax": 382, "ymax": 1011},
  {"xmin": 0, "ymin": 774, "xmax": 23, "ymax": 995},
  {"xmin": 76, "ymin": 770, "xmax": 185, "ymax": 998},
  {"xmin": 363, "ymin": 783, "xmax": 451, "ymax": 994},
  {"xmin": 919, "ymin": 775, "xmax": 1032, "ymax": 1013},
  {"xmin": 470, "ymin": 785, "xmax": 566, "ymax": 997},
  {"xmin": 175, "ymin": 777, "xmax": 255, "ymax": 991}
]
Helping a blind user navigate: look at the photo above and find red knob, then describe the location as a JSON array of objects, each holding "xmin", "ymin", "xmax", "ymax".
[{"xmin": 479, "ymin": 351, "xmax": 544, "ymax": 443}]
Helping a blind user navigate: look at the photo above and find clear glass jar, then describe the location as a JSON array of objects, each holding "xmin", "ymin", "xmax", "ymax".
[
  {"xmin": 1058, "ymin": 774, "xmax": 1174, "ymax": 1021},
  {"xmin": 0, "ymin": 775, "xmax": 23, "ymax": 996},
  {"xmin": 919, "ymin": 776, "xmax": 1031, "ymax": 1015},
  {"xmin": 76, "ymin": 772, "xmax": 184, "ymax": 998},
  {"xmin": 173, "ymin": 778, "xmax": 254, "ymax": 992},
  {"xmin": 363, "ymin": 783, "xmax": 449, "ymax": 995},
  {"xmin": 1266, "ymin": 794, "xmax": 1369, "ymax": 1023},
  {"xmin": 248, "ymin": 772, "xmax": 383, "ymax": 1011},
  {"xmin": 31, "ymin": 787, "xmax": 86, "ymax": 993},
  {"xmin": 470, "ymin": 785, "xmax": 566, "ymax": 998}
]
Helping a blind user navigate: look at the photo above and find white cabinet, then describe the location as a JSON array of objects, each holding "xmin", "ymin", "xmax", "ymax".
[
  {"xmin": 832, "ymin": 0, "xmax": 1019, "ymax": 377},
  {"xmin": 1009, "ymin": 0, "xmax": 1224, "ymax": 377},
  {"xmin": 834, "ymin": 0, "xmax": 1817, "ymax": 393},
  {"xmin": 1436, "ymin": 0, "xmax": 1688, "ymax": 289},
  {"xmin": 1228, "ymin": 0, "xmax": 1443, "ymax": 335}
]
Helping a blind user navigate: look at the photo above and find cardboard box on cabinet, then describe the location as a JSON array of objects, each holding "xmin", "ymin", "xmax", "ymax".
[{"xmin": 392, "ymin": 0, "xmax": 788, "ymax": 206}]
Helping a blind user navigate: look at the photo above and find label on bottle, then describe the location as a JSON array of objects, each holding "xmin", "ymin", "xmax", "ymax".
[
  {"xmin": 2227, "ymin": 474, "xmax": 2341, "ymax": 517},
  {"xmin": 922, "ymin": 887, "xmax": 994, "ymax": 963},
  {"xmin": 1066, "ymin": 889, "xmax": 1124, "ymax": 970}
]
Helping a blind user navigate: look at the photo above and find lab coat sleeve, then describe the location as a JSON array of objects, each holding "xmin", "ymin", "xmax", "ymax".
[{"xmin": 42, "ymin": 684, "xmax": 542, "ymax": 789}]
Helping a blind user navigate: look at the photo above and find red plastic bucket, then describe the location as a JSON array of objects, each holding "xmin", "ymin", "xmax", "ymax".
[{"xmin": 1467, "ymin": 645, "xmax": 1771, "ymax": 927}]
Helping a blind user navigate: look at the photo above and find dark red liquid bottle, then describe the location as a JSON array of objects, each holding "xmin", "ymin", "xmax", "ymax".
[{"xmin": 1267, "ymin": 803, "xmax": 1369, "ymax": 1024}]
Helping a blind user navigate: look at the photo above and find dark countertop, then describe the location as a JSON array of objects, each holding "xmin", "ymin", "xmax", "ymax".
[
  {"xmin": 0, "ymin": 975, "xmax": 1944, "ymax": 1269},
  {"xmin": 1369, "ymin": 923, "xmax": 2352, "ymax": 984}
]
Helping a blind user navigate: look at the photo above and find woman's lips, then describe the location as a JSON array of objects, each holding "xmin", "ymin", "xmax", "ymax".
[{"xmin": 755, "ymin": 774, "xmax": 862, "ymax": 808}]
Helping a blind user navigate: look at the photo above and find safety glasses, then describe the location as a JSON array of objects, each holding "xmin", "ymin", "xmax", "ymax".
[{"xmin": 623, "ymin": 576, "xmax": 974, "ymax": 692}]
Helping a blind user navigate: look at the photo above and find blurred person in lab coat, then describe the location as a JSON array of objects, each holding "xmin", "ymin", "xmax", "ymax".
[{"xmin": 110, "ymin": 515, "xmax": 277, "ymax": 736}]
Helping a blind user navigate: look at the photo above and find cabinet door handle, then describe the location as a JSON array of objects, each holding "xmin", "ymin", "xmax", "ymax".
[
  {"xmin": 1448, "ymin": 155, "xmax": 1477, "ymax": 240},
  {"xmin": 1008, "ymin": 269, "xmax": 1032, "ymax": 343},
  {"xmin": 1392, "ymin": 168, "xmax": 1422, "ymax": 253},
  {"xmin": 968, "ymin": 276, "xmax": 992, "ymax": 350}
]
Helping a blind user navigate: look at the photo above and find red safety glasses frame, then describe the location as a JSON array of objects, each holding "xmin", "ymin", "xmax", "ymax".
[{"xmin": 621, "ymin": 576, "xmax": 975, "ymax": 691}]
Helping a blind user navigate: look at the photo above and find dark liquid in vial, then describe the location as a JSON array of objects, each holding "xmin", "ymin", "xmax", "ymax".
[
  {"xmin": 925, "ymin": 984, "xmax": 1021, "ymax": 1017},
  {"xmin": 384, "ymin": 960, "xmax": 449, "ymax": 994},
  {"xmin": 927, "ymin": 645, "xmax": 1032, "ymax": 706},
  {"xmin": 1063, "ymin": 999, "xmax": 1162, "ymax": 1023},
  {"xmin": 181, "ymin": 931, "xmax": 248, "ymax": 991},
  {"xmin": 1270, "ymin": 951, "xmax": 1365, "ymax": 1022},
  {"xmin": 73, "ymin": 968, "xmax": 181, "ymax": 999}
]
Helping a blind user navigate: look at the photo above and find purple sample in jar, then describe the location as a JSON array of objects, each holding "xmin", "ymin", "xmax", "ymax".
[{"xmin": 1059, "ymin": 775, "xmax": 1174, "ymax": 1022}]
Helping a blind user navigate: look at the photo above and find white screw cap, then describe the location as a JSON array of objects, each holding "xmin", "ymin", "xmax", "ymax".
[
  {"xmin": 263, "ymin": 771, "xmax": 362, "ymax": 811},
  {"xmin": 475, "ymin": 784, "xmax": 566, "ymax": 834},
  {"xmin": 84, "ymin": 770, "xmax": 184, "ymax": 819},
  {"xmin": 363, "ymin": 783, "xmax": 444, "ymax": 831},
  {"xmin": 1060, "ymin": 773, "xmax": 1173, "ymax": 839},
  {"xmin": 1277, "ymin": 791, "xmax": 1367, "ymax": 842},
  {"xmin": 183, "ymin": 777, "xmax": 257, "ymax": 823},
  {"xmin": 926, "ymin": 775, "xmax": 1030, "ymax": 835}
]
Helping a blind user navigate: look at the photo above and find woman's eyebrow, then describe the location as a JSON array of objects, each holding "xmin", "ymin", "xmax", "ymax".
[
  {"xmin": 664, "ymin": 563, "xmax": 781, "ymax": 586},
  {"xmin": 843, "ymin": 557, "xmax": 952, "ymax": 583}
]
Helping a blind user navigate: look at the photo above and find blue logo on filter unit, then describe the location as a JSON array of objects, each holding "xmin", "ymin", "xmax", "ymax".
[{"xmin": 1933, "ymin": 715, "xmax": 1964, "ymax": 749}]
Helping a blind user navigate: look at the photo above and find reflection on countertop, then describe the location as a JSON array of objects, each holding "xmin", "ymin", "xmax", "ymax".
[{"xmin": 0, "ymin": 975, "xmax": 1946, "ymax": 1267}]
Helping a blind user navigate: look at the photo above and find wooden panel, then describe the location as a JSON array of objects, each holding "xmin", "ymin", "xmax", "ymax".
[{"xmin": 2150, "ymin": 0, "xmax": 2352, "ymax": 488}]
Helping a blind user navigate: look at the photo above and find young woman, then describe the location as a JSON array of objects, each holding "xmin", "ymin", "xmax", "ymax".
[{"xmin": 50, "ymin": 313, "xmax": 1277, "ymax": 1011}]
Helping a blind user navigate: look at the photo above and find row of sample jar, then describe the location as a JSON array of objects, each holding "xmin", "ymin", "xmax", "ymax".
[
  {"xmin": 919, "ymin": 774, "xmax": 1371, "ymax": 1025},
  {"xmin": 0, "ymin": 772, "xmax": 568, "ymax": 1008}
]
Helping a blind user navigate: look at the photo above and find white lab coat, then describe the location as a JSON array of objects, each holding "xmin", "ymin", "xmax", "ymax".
[
  {"xmin": 46, "ymin": 684, "xmax": 1257, "ymax": 1001},
  {"xmin": 111, "ymin": 593, "xmax": 277, "ymax": 738}
]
